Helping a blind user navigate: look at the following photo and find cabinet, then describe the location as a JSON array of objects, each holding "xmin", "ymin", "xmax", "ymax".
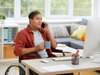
[
  {"xmin": 0, "ymin": 23, "xmax": 3, "ymax": 59},
  {"xmin": 0, "ymin": 22, "xmax": 22, "ymax": 59},
  {"xmin": 4, "ymin": 44, "xmax": 17, "ymax": 59}
]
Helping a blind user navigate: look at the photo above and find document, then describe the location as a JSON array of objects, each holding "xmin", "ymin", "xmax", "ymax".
[
  {"xmin": 56, "ymin": 44, "xmax": 77, "ymax": 53},
  {"xmin": 56, "ymin": 44, "xmax": 83, "ymax": 57},
  {"xmin": 41, "ymin": 64, "xmax": 73, "ymax": 71}
]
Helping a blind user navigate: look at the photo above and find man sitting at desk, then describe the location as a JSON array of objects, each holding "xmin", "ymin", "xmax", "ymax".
[{"xmin": 13, "ymin": 10, "xmax": 73, "ymax": 75}]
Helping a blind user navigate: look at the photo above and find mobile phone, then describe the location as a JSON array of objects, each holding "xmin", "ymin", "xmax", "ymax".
[{"xmin": 41, "ymin": 22, "xmax": 45, "ymax": 28}]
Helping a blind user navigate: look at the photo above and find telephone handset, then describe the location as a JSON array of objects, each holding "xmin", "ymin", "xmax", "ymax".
[{"xmin": 41, "ymin": 22, "xmax": 45, "ymax": 28}]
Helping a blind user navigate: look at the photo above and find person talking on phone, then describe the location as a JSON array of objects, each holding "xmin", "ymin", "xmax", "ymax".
[
  {"xmin": 13, "ymin": 10, "xmax": 73, "ymax": 75},
  {"xmin": 13, "ymin": 10, "xmax": 57, "ymax": 75}
]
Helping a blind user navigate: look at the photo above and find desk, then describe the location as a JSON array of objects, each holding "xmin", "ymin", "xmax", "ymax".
[{"xmin": 22, "ymin": 57, "xmax": 100, "ymax": 75}]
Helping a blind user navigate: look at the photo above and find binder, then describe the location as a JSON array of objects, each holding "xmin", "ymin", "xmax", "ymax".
[{"xmin": 4, "ymin": 27, "xmax": 18, "ymax": 42}]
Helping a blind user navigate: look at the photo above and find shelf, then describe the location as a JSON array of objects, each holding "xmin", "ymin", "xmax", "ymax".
[
  {"xmin": 4, "ymin": 42, "xmax": 14, "ymax": 44},
  {"xmin": 0, "ymin": 23, "xmax": 19, "ymax": 59},
  {"xmin": 0, "ymin": 58, "xmax": 18, "ymax": 62}
]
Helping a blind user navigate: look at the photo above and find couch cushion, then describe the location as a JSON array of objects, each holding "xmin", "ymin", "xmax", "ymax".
[
  {"xmin": 70, "ymin": 24, "xmax": 79, "ymax": 34},
  {"xmin": 80, "ymin": 32, "xmax": 86, "ymax": 41},
  {"xmin": 66, "ymin": 26, "xmax": 71, "ymax": 35},
  {"xmin": 70, "ymin": 39, "xmax": 84, "ymax": 49},
  {"xmin": 50, "ymin": 25, "xmax": 69, "ymax": 38},
  {"xmin": 55, "ymin": 37, "xmax": 75, "ymax": 46},
  {"xmin": 70, "ymin": 25, "xmax": 87, "ymax": 40}
]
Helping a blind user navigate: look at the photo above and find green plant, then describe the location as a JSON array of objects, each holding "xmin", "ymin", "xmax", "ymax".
[{"xmin": 0, "ymin": 13, "xmax": 6, "ymax": 19}]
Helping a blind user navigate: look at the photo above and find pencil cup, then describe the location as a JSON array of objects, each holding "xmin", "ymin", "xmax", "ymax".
[
  {"xmin": 72, "ymin": 54, "xmax": 79, "ymax": 65},
  {"xmin": 44, "ymin": 41, "xmax": 51, "ymax": 49}
]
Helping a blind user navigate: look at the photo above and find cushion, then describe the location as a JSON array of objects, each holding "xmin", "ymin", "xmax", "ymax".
[
  {"xmin": 50, "ymin": 25, "xmax": 69, "ymax": 38},
  {"xmin": 80, "ymin": 32, "xmax": 86, "ymax": 41},
  {"xmin": 70, "ymin": 25, "xmax": 87, "ymax": 40},
  {"xmin": 70, "ymin": 24, "xmax": 79, "ymax": 34},
  {"xmin": 70, "ymin": 40, "xmax": 84, "ymax": 49}
]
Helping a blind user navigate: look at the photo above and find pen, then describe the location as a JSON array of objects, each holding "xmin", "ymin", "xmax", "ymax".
[
  {"xmin": 75, "ymin": 50, "xmax": 79, "ymax": 56},
  {"xmin": 72, "ymin": 50, "xmax": 79, "ymax": 65}
]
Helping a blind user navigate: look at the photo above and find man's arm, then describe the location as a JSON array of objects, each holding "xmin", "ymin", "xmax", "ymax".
[
  {"xmin": 21, "ymin": 43, "xmax": 44, "ymax": 55},
  {"xmin": 43, "ymin": 22, "xmax": 57, "ymax": 49},
  {"xmin": 47, "ymin": 31, "xmax": 57, "ymax": 49},
  {"xmin": 13, "ymin": 31, "xmax": 44, "ymax": 56}
]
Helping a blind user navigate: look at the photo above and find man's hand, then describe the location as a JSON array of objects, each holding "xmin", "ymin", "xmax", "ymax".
[
  {"xmin": 42, "ymin": 22, "xmax": 51, "ymax": 35},
  {"xmin": 35, "ymin": 42, "xmax": 44, "ymax": 51}
]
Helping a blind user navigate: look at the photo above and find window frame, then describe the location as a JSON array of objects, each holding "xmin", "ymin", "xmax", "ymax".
[
  {"xmin": 7, "ymin": 0, "xmax": 94, "ymax": 20},
  {"xmin": 47, "ymin": 0, "xmax": 94, "ymax": 19}
]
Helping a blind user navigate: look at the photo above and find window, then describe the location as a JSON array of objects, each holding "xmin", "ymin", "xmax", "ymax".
[
  {"xmin": 21, "ymin": 0, "xmax": 45, "ymax": 17},
  {"xmin": 0, "ymin": 0, "xmax": 14, "ymax": 17},
  {"xmin": 73, "ymin": 0, "xmax": 92, "ymax": 16},
  {"xmin": 48, "ymin": 0, "xmax": 93, "ymax": 18},
  {"xmin": 0, "ymin": 0, "xmax": 94, "ymax": 19},
  {"xmin": 50, "ymin": 0, "xmax": 68, "ymax": 15}
]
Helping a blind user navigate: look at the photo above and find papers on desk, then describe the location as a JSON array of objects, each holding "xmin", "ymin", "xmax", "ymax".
[
  {"xmin": 57, "ymin": 44, "xmax": 66, "ymax": 47},
  {"xmin": 56, "ymin": 44, "xmax": 83, "ymax": 57},
  {"xmin": 90, "ymin": 53, "xmax": 100, "ymax": 63},
  {"xmin": 56, "ymin": 44, "xmax": 76, "ymax": 53},
  {"xmin": 41, "ymin": 64, "xmax": 73, "ymax": 71}
]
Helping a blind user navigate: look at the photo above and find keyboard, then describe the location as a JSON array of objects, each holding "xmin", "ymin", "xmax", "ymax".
[{"xmin": 52, "ymin": 57, "xmax": 72, "ymax": 61}]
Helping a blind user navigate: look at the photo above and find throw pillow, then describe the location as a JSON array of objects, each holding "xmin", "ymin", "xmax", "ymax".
[
  {"xmin": 70, "ymin": 24, "xmax": 79, "ymax": 34},
  {"xmin": 80, "ymin": 32, "xmax": 86, "ymax": 41},
  {"xmin": 50, "ymin": 25, "xmax": 69, "ymax": 38},
  {"xmin": 70, "ymin": 25, "xmax": 87, "ymax": 40}
]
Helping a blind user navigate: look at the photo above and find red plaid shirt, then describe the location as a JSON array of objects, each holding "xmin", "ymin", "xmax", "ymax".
[{"xmin": 13, "ymin": 25, "xmax": 56, "ymax": 60}]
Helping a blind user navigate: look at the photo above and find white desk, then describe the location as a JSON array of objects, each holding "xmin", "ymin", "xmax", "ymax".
[{"xmin": 22, "ymin": 57, "xmax": 100, "ymax": 75}]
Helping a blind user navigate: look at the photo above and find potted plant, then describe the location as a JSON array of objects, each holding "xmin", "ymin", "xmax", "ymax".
[{"xmin": 0, "ymin": 13, "xmax": 6, "ymax": 25}]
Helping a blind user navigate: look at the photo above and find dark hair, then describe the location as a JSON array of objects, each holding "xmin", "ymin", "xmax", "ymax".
[{"xmin": 28, "ymin": 10, "xmax": 41, "ymax": 19}]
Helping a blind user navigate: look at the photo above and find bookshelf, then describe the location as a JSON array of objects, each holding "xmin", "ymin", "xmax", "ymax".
[
  {"xmin": 0, "ymin": 22, "xmax": 3, "ymax": 59},
  {"xmin": 0, "ymin": 22, "xmax": 22, "ymax": 59}
]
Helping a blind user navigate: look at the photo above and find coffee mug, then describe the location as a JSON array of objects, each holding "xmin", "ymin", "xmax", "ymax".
[{"xmin": 44, "ymin": 41, "xmax": 51, "ymax": 49}]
